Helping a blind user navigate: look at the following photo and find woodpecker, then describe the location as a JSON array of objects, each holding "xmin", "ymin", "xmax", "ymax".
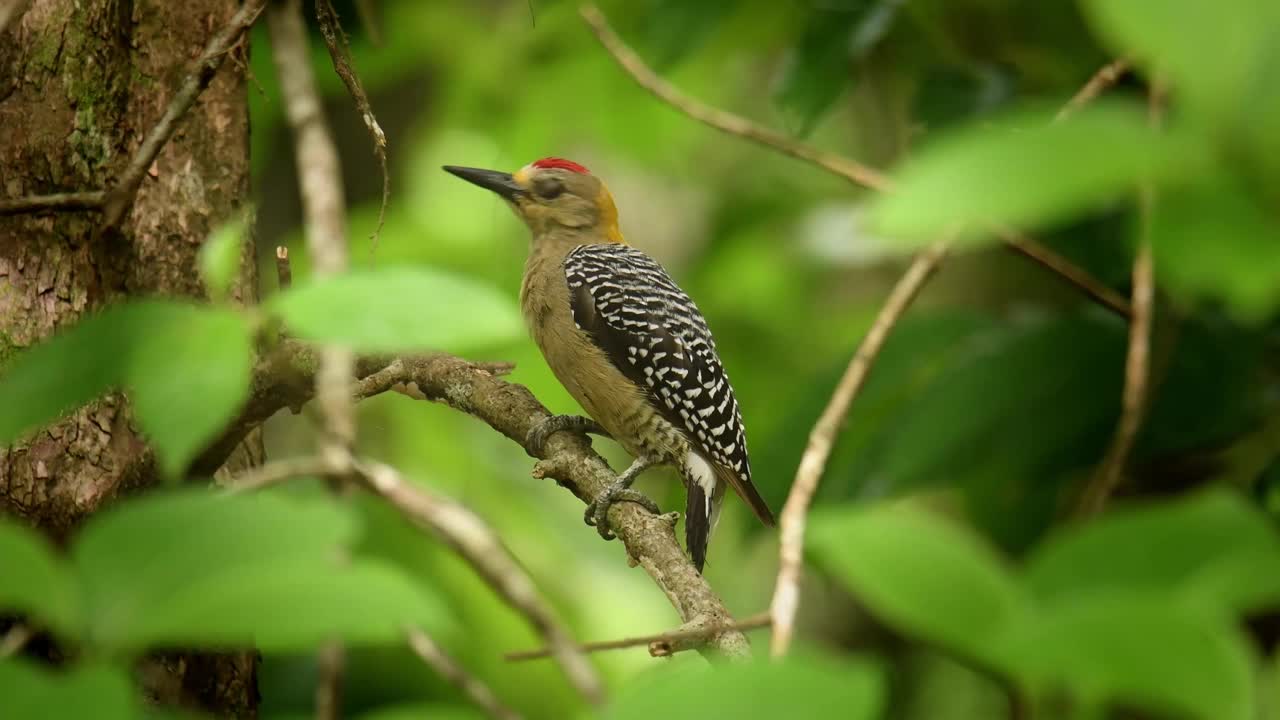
[{"xmin": 443, "ymin": 158, "xmax": 775, "ymax": 571}]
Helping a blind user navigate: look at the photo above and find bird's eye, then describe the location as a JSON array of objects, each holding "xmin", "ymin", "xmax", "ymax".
[{"xmin": 534, "ymin": 178, "xmax": 564, "ymax": 200}]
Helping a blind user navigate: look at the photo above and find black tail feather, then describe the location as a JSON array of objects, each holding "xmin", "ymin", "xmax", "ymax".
[{"xmin": 686, "ymin": 482, "xmax": 710, "ymax": 572}]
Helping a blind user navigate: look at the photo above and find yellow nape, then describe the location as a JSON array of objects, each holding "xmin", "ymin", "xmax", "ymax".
[{"xmin": 596, "ymin": 182, "xmax": 625, "ymax": 244}]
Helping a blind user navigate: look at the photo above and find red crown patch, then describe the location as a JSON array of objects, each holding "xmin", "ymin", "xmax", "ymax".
[{"xmin": 531, "ymin": 157, "xmax": 590, "ymax": 174}]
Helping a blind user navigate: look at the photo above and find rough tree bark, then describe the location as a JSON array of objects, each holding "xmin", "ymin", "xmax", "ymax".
[{"xmin": 0, "ymin": 0, "xmax": 259, "ymax": 714}]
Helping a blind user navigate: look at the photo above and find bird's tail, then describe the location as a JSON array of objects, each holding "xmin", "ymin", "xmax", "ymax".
[{"xmin": 686, "ymin": 482, "xmax": 711, "ymax": 572}]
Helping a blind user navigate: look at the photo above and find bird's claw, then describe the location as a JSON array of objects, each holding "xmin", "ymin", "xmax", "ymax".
[
  {"xmin": 584, "ymin": 485, "xmax": 660, "ymax": 540},
  {"xmin": 525, "ymin": 415, "xmax": 609, "ymax": 457}
]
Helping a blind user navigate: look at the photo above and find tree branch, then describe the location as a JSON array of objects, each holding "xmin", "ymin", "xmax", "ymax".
[
  {"xmin": 578, "ymin": 4, "xmax": 1131, "ymax": 320},
  {"xmin": 98, "ymin": 0, "xmax": 267, "ymax": 233},
  {"xmin": 406, "ymin": 628, "xmax": 523, "ymax": 720},
  {"xmin": 769, "ymin": 242, "xmax": 948, "ymax": 657},
  {"xmin": 1055, "ymin": 58, "xmax": 1132, "ymax": 123},
  {"xmin": 224, "ymin": 451, "xmax": 605, "ymax": 705},
  {"xmin": 0, "ymin": 191, "xmax": 105, "ymax": 216},
  {"xmin": 354, "ymin": 459, "xmax": 604, "ymax": 704},
  {"xmin": 225, "ymin": 343, "xmax": 754, "ymax": 660},
  {"xmin": 505, "ymin": 612, "xmax": 771, "ymax": 661}
]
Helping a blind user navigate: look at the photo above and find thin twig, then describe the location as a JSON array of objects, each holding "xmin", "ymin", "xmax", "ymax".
[
  {"xmin": 223, "ymin": 456, "xmax": 331, "ymax": 493},
  {"xmin": 506, "ymin": 612, "xmax": 771, "ymax": 661},
  {"xmin": 1055, "ymin": 58, "xmax": 1132, "ymax": 123},
  {"xmin": 406, "ymin": 628, "xmax": 524, "ymax": 720},
  {"xmin": 315, "ymin": 642, "xmax": 345, "ymax": 720},
  {"xmin": 997, "ymin": 227, "xmax": 1133, "ymax": 317},
  {"xmin": 353, "ymin": 0, "xmax": 382, "ymax": 46},
  {"xmin": 276, "ymin": 246, "xmax": 293, "ymax": 290},
  {"xmin": 578, "ymin": 5, "xmax": 890, "ymax": 192},
  {"xmin": 579, "ymin": 4, "xmax": 1130, "ymax": 320},
  {"xmin": 769, "ymin": 242, "xmax": 948, "ymax": 657},
  {"xmin": 0, "ymin": 624, "xmax": 33, "ymax": 658},
  {"xmin": 0, "ymin": 191, "xmax": 105, "ymax": 216},
  {"xmin": 353, "ymin": 459, "xmax": 604, "ymax": 705},
  {"xmin": 99, "ymin": 0, "xmax": 267, "ymax": 234},
  {"xmin": 1074, "ymin": 82, "xmax": 1163, "ymax": 517},
  {"xmin": 314, "ymin": 0, "xmax": 389, "ymax": 261}
]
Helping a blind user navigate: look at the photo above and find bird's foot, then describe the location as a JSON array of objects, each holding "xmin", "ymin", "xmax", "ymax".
[
  {"xmin": 584, "ymin": 482, "xmax": 661, "ymax": 540},
  {"xmin": 525, "ymin": 415, "xmax": 610, "ymax": 457}
]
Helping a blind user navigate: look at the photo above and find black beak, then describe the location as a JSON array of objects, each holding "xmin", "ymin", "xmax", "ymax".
[{"xmin": 442, "ymin": 165, "xmax": 524, "ymax": 201}]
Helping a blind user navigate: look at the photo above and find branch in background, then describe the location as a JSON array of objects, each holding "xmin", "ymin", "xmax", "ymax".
[
  {"xmin": 1075, "ymin": 82, "xmax": 1163, "ymax": 517},
  {"xmin": 0, "ymin": 191, "xmax": 105, "ymax": 216},
  {"xmin": 406, "ymin": 628, "xmax": 524, "ymax": 720},
  {"xmin": 579, "ymin": 4, "xmax": 1131, "ymax": 320},
  {"xmin": 314, "ymin": 0, "xmax": 390, "ymax": 259},
  {"xmin": 506, "ymin": 612, "xmax": 771, "ymax": 661},
  {"xmin": 1055, "ymin": 58, "xmax": 1132, "ymax": 123},
  {"xmin": 353, "ymin": 0, "xmax": 383, "ymax": 47},
  {"xmin": 997, "ymin": 228, "xmax": 1132, "ymax": 318},
  {"xmin": 98, "ymin": 0, "xmax": 268, "ymax": 234},
  {"xmin": 577, "ymin": 5, "xmax": 890, "ymax": 192},
  {"xmin": 276, "ymin": 246, "xmax": 293, "ymax": 290},
  {"xmin": 769, "ymin": 242, "xmax": 948, "ymax": 657},
  {"xmin": 226, "ymin": 343, "xmax": 753, "ymax": 660}
]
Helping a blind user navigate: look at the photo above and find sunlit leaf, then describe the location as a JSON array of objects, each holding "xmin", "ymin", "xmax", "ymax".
[
  {"xmin": 356, "ymin": 703, "xmax": 486, "ymax": 720},
  {"xmin": 0, "ymin": 302, "xmax": 253, "ymax": 478},
  {"xmin": 603, "ymin": 652, "xmax": 884, "ymax": 720},
  {"xmin": 269, "ymin": 266, "xmax": 522, "ymax": 353},
  {"xmin": 73, "ymin": 489, "xmax": 447, "ymax": 652},
  {"xmin": 0, "ymin": 661, "xmax": 138, "ymax": 720},
  {"xmin": 1081, "ymin": 0, "xmax": 1280, "ymax": 126},
  {"xmin": 0, "ymin": 515, "xmax": 79, "ymax": 636},
  {"xmin": 810, "ymin": 502, "xmax": 1027, "ymax": 665},
  {"xmin": 997, "ymin": 592, "xmax": 1254, "ymax": 720},
  {"xmin": 1026, "ymin": 490, "xmax": 1280, "ymax": 615},
  {"xmin": 199, "ymin": 212, "xmax": 249, "ymax": 302},
  {"xmin": 869, "ymin": 103, "xmax": 1206, "ymax": 243},
  {"xmin": 1150, "ymin": 180, "xmax": 1280, "ymax": 322}
]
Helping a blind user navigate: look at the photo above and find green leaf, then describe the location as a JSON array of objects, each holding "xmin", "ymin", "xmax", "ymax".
[
  {"xmin": 1025, "ymin": 490, "xmax": 1280, "ymax": 615},
  {"xmin": 1081, "ymin": 0, "xmax": 1280, "ymax": 126},
  {"xmin": 996, "ymin": 593, "xmax": 1254, "ymax": 720},
  {"xmin": 774, "ymin": 1, "xmax": 887, "ymax": 137},
  {"xmin": 1150, "ymin": 180, "xmax": 1280, "ymax": 322},
  {"xmin": 268, "ymin": 266, "xmax": 522, "ymax": 353},
  {"xmin": 199, "ymin": 212, "xmax": 249, "ymax": 301},
  {"xmin": 73, "ymin": 488, "xmax": 447, "ymax": 652},
  {"xmin": 603, "ymin": 652, "xmax": 884, "ymax": 720},
  {"xmin": 0, "ymin": 661, "xmax": 139, "ymax": 720},
  {"xmin": 0, "ymin": 302, "xmax": 254, "ymax": 477},
  {"xmin": 0, "ymin": 516, "xmax": 79, "ymax": 636},
  {"xmin": 809, "ymin": 502, "xmax": 1027, "ymax": 665},
  {"xmin": 868, "ymin": 103, "xmax": 1206, "ymax": 243},
  {"xmin": 355, "ymin": 704, "xmax": 486, "ymax": 720}
]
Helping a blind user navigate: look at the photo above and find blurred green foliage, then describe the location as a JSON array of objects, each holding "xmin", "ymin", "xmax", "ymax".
[{"xmin": 2, "ymin": 0, "xmax": 1279, "ymax": 718}]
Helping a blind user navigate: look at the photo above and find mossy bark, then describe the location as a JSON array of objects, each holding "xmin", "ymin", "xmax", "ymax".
[{"xmin": 0, "ymin": 0, "xmax": 260, "ymax": 715}]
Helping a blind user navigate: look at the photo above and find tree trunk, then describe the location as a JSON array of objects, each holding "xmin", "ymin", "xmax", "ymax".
[{"xmin": 0, "ymin": 0, "xmax": 259, "ymax": 714}]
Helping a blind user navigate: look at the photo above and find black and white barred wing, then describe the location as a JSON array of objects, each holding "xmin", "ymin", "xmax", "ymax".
[{"xmin": 563, "ymin": 243, "xmax": 775, "ymax": 528}]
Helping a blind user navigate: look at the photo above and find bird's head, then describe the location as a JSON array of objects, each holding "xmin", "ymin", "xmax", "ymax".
[{"xmin": 443, "ymin": 158, "xmax": 623, "ymax": 242}]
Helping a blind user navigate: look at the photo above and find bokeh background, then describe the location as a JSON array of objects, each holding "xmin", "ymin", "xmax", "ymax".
[{"xmin": 243, "ymin": 1, "xmax": 1279, "ymax": 718}]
